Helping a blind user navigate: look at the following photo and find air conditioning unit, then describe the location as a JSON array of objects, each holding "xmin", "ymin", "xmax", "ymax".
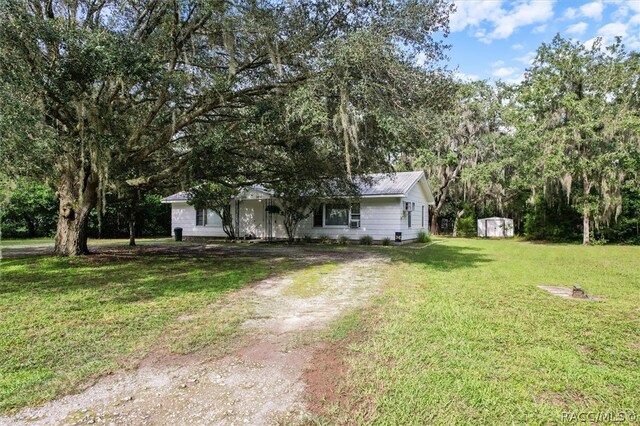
[
  {"xmin": 403, "ymin": 202, "xmax": 415, "ymax": 212},
  {"xmin": 350, "ymin": 220, "xmax": 360, "ymax": 229}
]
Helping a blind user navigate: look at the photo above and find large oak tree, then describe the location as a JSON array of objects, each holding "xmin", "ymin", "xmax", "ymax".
[
  {"xmin": 1, "ymin": 0, "xmax": 453, "ymax": 255},
  {"xmin": 511, "ymin": 36, "xmax": 640, "ymax": 244}
]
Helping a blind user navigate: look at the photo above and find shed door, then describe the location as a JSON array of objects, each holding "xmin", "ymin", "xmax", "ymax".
[{"xmin": 487, "ymin": 220, "xmax": 499, "ymax": 237}]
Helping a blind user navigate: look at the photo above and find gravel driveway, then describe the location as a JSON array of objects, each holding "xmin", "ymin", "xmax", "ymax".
[{"xmin": 1, "ymin": 246, "xmax": 387, "ymax": 426}]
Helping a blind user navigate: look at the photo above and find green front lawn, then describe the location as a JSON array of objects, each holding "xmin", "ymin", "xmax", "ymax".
[
  {"xmin": 0, "ymin": 237, "xmax": 54, "ymax": 246},
  {"xmin": 326, "ymin": 239, "xmax": 640, "ymax": 424},
  {"xmin": 0, "ymin": 252, "xmax": 282, "ymax": 413},
  {"xmin": 0, "ymin": 237, "xmax": 172, "ymax": 246}
]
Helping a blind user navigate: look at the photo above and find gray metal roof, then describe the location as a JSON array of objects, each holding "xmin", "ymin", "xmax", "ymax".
[
  {"xmin": 162, "ymin": 171, "xmax": 425, "ymax": 202},
  {"xmin": 356, "ymin": 171, "xmax": 424, "ymax": 196},
  {"xmin": 161, "ymin": 191, "xmax": 190, "ymax": 202}
]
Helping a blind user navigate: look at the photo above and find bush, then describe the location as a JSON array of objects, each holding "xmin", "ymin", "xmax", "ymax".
[
  {"xmin": 318, "ymin": 234, "xmax": 331, "ymax": 244},
  {"xmin": 359, "ymin": 235, "xmax": 373, "ymax": 245},
  {"xmin": 337, "ymin": 235, "xmax": 349, "ymax": 245},
  {"xmin": 416, "ymin": 230, "xmax": 431, "ymax": 243},
  {"xmin": 455, "ymin": 216, "xmax": 476, "ymax": 237},
  {"xmin": 381, "ymin": 237, "xmax": 391, "ymax": 246},
  {"xmin": 302, "ymin": 235, "xmax": 313, "ymax": 243}
]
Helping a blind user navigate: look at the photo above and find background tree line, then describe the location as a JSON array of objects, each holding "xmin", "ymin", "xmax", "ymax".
[
  {"xmin": 412, "ymin": 35, "xmax": 639, "ymax": 245},
  {"xmin": 1, "ymin": 2, "xmax": 638, "ymax": 249}
]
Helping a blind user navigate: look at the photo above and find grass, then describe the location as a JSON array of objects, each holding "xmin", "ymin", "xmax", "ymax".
[
  {"xmin": 0, "ymin": 252, "xmax": 287, "ymax": 413},
  {"xmin": 282, "ymin": 262, "xmax": 339, "ymax": 298},
  {"xmin": 0, "ymin": 237, "xmax": 54, "ymax": 246},
  {"xmin": 3, "ymin": 239, "xmax": 638, "ymax": 422},
  {"xmin": 323, "ymin": 238, "xmax": 640, "ymax": 424},
  {"xmin": 0, "ymin": 237, "xmax": 172, "ymax": 247}
]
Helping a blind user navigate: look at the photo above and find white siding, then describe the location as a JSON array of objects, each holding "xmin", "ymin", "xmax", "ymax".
[
  {"xmin": 296, "ymin": 197, "xmax": 402, "ymax": 241},
  {"xmin": 237, "ymin": 199, "xmax": 267, "ymax": 238},
  {"xmin": 399, "ymin": 180, "xmax": 430, "ymax": 240},
  {"xmin": 171, "ymin": 200, "xmax": 270, "ymax": 238},
  {"xmin": 169, "ymin": 176, "xmax": 432, "ymax": 242},
  {"xmin": 170, "ymin": 202, "xmax": 227, "ymax": 237}
]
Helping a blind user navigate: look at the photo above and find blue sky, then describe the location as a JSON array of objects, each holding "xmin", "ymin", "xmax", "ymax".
[{"xmin": 438, "ymin": 0, "xmax": 640, "ymax": 83}]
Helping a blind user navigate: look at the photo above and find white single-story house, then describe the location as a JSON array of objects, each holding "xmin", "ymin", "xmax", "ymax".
[
  {"xmin": 477, "ymin": 217, "xmax": 514, "ymax": 238},
  {"xmin": 162, "ymin": 171, "xmax": 435, "ymax": 242}
]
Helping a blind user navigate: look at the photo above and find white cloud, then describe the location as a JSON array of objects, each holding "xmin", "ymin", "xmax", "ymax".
[
  {"xmin": 512, "ymin": 43, "xmax": 525, "ymax": 50},
  {"xmin": 516, "ymin": 51, "xmax": 536, "ymax": 65},
  {"xmin": 629, "ymin": 14, "xmax": 640, "ymax": 26},
  {"xmin": 454, "ymin": 71, "xmax": 480, "ymax": 82},
  {"xmin": 493, "ymin": 67, "xmax": 517, "ymax": 78},
  {"xmin": 580, "ymin": 2, "xmax": 605, "ymax": 20},
  {"xmin": 450, "ymin": 1, "xmax": 504, "ymax": 32},
  {"xmin": 611, "ymin": 5, "xmax": 629, "ymax": 20},
  {"xmin": 485, "ymin": 1, "xmax": 555, "ymax": 41},
  {"xmin": 491, "ymin": 60, "xmax": 505, "ymax": 67},
  {"xmin": 533, "ymin": 24, "xmax": 548, "ymax": 33},
  {"xmin": 564, "ymin": 1, "xmax": 605, "ymax": 20},
  {"xmin": 451, "ymin": 0, "xmax": 555, "ymax": 43},
  {"xmin": 415, "ymin": 52, "xmax": 428, "ymax": 67},
  {"xmin": 566, "ymin": 21, "xmax": 589, "ymax": 35},
  {"xmin": 584, "ymin": 21, "xmax": 630, "ymax": 49},
  {"xmin": 564, "ymin": 7, "xmax": 577, "ymax": 19},
  {"xmin": 504, "ymin": 73, "xmax": 525, "ymax": 85},
  {"xmin": 598, "ymin": 22, "xmax": 628, "ymax": 38}
]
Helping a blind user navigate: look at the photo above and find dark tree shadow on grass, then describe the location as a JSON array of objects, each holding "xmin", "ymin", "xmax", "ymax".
[
  {"xmin": 0, "ymin": 244, "xmax": 369, "ymax": 301},
  {"xmin": 389, "ymin": 242, "xmax": 494, "ymax": 272}
]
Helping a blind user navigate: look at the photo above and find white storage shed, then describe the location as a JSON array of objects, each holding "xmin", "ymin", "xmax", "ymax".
[{"xmin": 477, "ymin": 217, "xmax": 514, "ymax": 238}]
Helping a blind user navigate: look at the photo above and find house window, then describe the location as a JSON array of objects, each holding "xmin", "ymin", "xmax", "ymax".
[
  {"xmin": 408, "ymin": 210, "xmax": 412, "ymax": 228},
  {"xmin": 421, "ymin": 205, "xmax": 425, "ymax": 228},
  {"xmin": 206, "ymin": 210, "xmax": 223, "ymax": 226},
  {"xmin": 350, "ymin": 203, "xmax": 360, "ymax": 228},
  {"xmin": 196, "ymin": 209, "xmax": 205, "ymax": 226},
  {"xmin": 313, "ymin": 204, "xmax": 323, "ymax": 227},
  {"xmin": 325, "ymin": 204, "xmax": 349, "ymax": 226}
]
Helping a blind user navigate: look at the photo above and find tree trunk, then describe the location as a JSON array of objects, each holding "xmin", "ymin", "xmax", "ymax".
[
  {"xmin": 582, "ymin": 173, "xmax": 591, "ymax": 245},
  {"xmin": 430, "ymin": 209, "xmax": 440, "ymax": 235},
  {"xmin": 452, "ymin": 209, "xmax": 465, "ymax": 237},
  {"xmin": 54, "ymin": 171, "xmax": 98, "ymax": 256},
  {"xmin": 128, "ymin": 217, "xmax": 136, "ymax": 246},
  {"xmin": 582, "ymin": 203, "xmax": 590, "ymax": 245},
  {"xmin": 128, "ymin": 192, "xmax": 138, "ymax": 246},
  {"xmin": 429, "ymin": 162, "xmax": 461, "ymax": 236},
  {"xmin": 27, "ymin": 221, "xmax": 37, "ymax": 238},
  {"xmin": 582, "ymin": 206, "xmax": 590, "ymax": 245}
]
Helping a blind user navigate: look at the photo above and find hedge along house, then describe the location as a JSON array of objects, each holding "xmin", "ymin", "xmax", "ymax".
[{"xmin": 162, "ymin": 171, "xmax": 435, "ymax": 242}]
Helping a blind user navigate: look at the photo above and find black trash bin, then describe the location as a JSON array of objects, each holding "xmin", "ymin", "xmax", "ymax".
[{"xmin": 174, "ymin": 227, "xmax": 183, "ymax": 242}]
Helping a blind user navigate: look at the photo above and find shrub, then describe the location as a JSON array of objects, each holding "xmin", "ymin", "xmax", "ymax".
[
  {"xmin": 416, "ymin": 230, "xmax": 431, "ymax": 243},
  {"xmin": 337, "ymin": 235, "xmax": 350, "ymax": 245},
  {"xmin": 302, "ymin": 235, "xmax": 313, "ymax": 243},
  {"xmin": 455, "ymin": 216, "xmax": 476, "ymax": 237},
  {"xmin": 359, "ymin": 235, "xmax": 373, "ymax": 245},
  {"xmin": 318, "ymin": 234, "xmax": 331, "ymax": 244},
  {"xmin": 381, "ymin": 237, "xmax": 391, "ymax": 246},
  {"xmin": 589, "ymin": 231, "xmax": 608, "ymax": 246}
]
